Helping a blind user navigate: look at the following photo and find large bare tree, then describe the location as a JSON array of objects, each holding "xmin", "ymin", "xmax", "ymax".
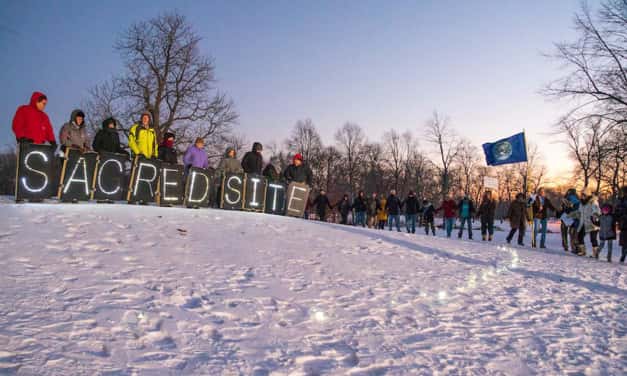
[
  {"xmin": 424, "ymin": 111, "xmax": 459, "ymax": 197},
  {"xmin": 335, "ymin": 122, "xmax": 365, "ymax": 193},
  {"xmin": 85, "ymin": 11, "xmax": 238, "ymax": 153}
]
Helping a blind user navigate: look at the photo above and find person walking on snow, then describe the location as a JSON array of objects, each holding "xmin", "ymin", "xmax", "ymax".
[
  {"xmin": 506, "ymin": 193, "xmax": 529, "ymax": 246},
  {"xmin": 478, "ymin": 190, "xmax": 496, "ymax": 241},
  {"xmin": 377, "ymin": 196, "xmax": 388, "ymax": 230},
  {"xmin": 598, "ymin": 203, "xmax": 617, "ymax": 262},
  {"xmin": 614, "ymin": 186, "xmax": 627, "ymax": 263},
  {"xmin": 59, "ymin": 109, "xmax": 89, "ymax": 152},
  {"xmin": 436, "ymin": 193, "xmax": 457, "ymax": 238},
  {"xmin": 352, "ymin": 191, "xmax": 368, "ymax": 227},
  {"xmin": 337, "ymin": 194, "xmax": 352, "ymax": 225},
  {"xmin": 12, "ymin": 91, "xmax": 56, "ymax": 146},
  {"xmin": 386, "ymin": 189, "xmax": 402, "ymax": 232},
  {"xmin": 403, "ymin": 191, "xmax": 420, "ymax": 234},
  {"xmin": 530, "ymin": 187, "xmax": 557, "ymax": 248},
  {"xmin": 457, "ymin": 195, "xmax": 475, "ymax": 239},
  {"xmin": 158, "ymin": 132, "xmax": 178, "ymax": 164},
  {"xmin": 577, "ymin": 191, "xmax": 601, "ymax": 257},
  {"xmin": 313, "ymin": 189, "xmax": 333, "ymax": 222},
  {"xmin": 422, "ymin": 199, "xmax": 436, "ymax": 236},
  {"xmin": 241, "ymin": 142, "xmax": 263, "ymax": 175},
  {"xmin": 367, "ymin": 192, "xmax": 380, "ymax": 228},
  {"xmin": 128, "ymin": 112, "xmax": 158, "ymax": 159}
]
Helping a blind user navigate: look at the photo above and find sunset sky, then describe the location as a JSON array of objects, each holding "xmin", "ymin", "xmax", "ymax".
[{"xmin": 0, "ymin": 0, "xmax": 596, "ymax": 183}]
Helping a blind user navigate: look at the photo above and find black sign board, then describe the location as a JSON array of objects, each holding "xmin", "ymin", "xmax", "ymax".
[
  {"xmin": 184, "ymin": 167, "xmax": 211, "ymax": 208},
  {"xmin": 243, "ymin": 174, "xmax": 267, "ymax": 212},
  {"xmin": 160, "ymin": 163, "xmax": 185, "ymax": 206},
  {"xmin": 220, "ymin": 173, "xmax": 244, "ymax": 210},
  {"xmin": 127, "ymin": 156, "xmax": 161, "ymax": 204},
  {"xmin": 93, "ymin": 152, "xmax": 128, "ymax": 202},
  {"xmin": 58, "ymin": 148, "xmax": 98, "ymax": 202},
  {"xmin": 15, "ymin": 142, "xmax": 56, "ymax": 201},
  {"xmin": 285, "ymin": 182, "xmax": 311, "ymax": 218},
  {"xmin": 264, "ymin": 182, "xmax": 287, "ymax": 215}
]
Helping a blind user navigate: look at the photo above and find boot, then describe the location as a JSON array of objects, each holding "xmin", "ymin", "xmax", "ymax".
[
  {"xmin": 577, "ymin": 244, "xmax": 587, "ymax": 256},
  {"xmin": 607, "ymin": 248, "xmax": 612, "ymax": 263},
  {"xmin": 592, "ymin": 247, "xmax": 600, "ymax": 259},
  {"xmin": 488, "ymin": 235, "xmax": 493, "ymax": 241},
  {"xmin": 620, "ymin": 248, "xmax": 626, "ymax": 263},
  {"xmin": 482, "ymin": 235, "xmax": 487, "ymax": 241}
]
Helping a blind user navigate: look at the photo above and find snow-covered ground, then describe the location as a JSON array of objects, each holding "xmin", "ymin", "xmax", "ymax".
[{"xmin": 0, "ymin": 201, "xmax": 625, "ymax": 375}]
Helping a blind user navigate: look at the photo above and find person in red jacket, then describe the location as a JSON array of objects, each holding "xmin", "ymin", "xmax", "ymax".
[
  {"xmin": 12, "ymin": 91, "xmax": 56, "ymax": 146},
  {"xmin": 436, "ymin": 193, "xmax": 458, "ymax": 238}
]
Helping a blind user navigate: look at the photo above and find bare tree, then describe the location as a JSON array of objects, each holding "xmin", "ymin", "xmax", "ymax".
[
  {"xmin": 545, "ymin": 0, "xmax": 627, "ymax": 129},
  {"xmin": 455, "ymin": 139, "xmax": 480, "ymax": 196},
  {"xmin": 285, "ymin": 119, "xmax": 323, "ymax": 162},
  {"xmin": 86, "ymin": 11, "xmax": 238, "ymax": 152},
  {"xmin": 335, "ymin": 122, "xmax": 365, "ymax": 193},
  {"xmin": 424, "ymin": 111, "xmax": 459, "ymax": 197},
  {"xmin": 383, "ymin": 129, "xmax": 407, "ymax": 192}
]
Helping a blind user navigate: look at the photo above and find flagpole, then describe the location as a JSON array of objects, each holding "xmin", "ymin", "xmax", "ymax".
[{"xmin": 523, "ymin": 129, "xmax": 530, "ymax": 195}]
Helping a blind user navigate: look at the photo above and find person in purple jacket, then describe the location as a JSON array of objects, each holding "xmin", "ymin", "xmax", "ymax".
[{"xmin": 183, "ymin": 137, "xmax": 209, "ymax": 174}]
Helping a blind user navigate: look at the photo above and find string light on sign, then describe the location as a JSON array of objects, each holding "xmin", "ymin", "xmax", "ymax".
[{"xmin": 21, "ymin": 151, "xmax": 49, "ymax": 193}]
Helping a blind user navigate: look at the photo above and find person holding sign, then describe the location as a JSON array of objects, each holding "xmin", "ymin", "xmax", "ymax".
[
  {"xmin": 241, "ymin": 142, "xmax": 263, "ymax": 175},
  {"xmin": 92, "ymin": 118, "xmax": 128, "ymax": 156},
  {"xmin": 12, "ymin": 91, "xmax": 56, "ymax": 146},
  {"xmin": 183, "ymin": 137, "xmax": 209, "ymax": 172},
  {"xmin": 59, "ymin": 109, "xmax": 90, "ymax": 152},
  {"xmin": 158, "ymin": 132, "xmax": 178, "ymax": 164},
  {"xmin": 128, "ymin": 112, "xmax": 158, "ymax": 159},
  {"xmin": 263, "ymin": 163, "xmax": 280, "ymax": 182},
  {"xmin": 283, "ymin": 153, "xmax": 312, "ymax": 186},
  {"xmin": 217, "ymin": 147, "xmax": 243, "ymax": 175}
]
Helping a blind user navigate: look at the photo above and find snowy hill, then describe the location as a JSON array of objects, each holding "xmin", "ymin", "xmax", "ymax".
[{"xmin": 0, "ymin": 201, "xmax": 625, "ymax": 375}]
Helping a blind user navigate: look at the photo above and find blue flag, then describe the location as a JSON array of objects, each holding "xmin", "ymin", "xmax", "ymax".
[{"xmin": 482, "ymin": 132, "xmax": 527, "ymax": 166}]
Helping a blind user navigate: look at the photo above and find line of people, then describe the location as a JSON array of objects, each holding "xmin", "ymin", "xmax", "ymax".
[{"xmin": 310, "ymin": 186, "xmax": 627, "ymax": 264}]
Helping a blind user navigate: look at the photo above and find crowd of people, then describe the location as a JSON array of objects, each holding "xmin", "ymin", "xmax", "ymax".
[{"xmin": 10, "ymin": 91, "xmax": 627, "ymax": 264}]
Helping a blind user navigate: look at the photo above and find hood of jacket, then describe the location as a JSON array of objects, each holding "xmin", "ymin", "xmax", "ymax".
[
  {"xmin": 29, "ymin": 91, "xmax": 47, "ymax": 110},
  {"xmin": 224, "ymin": 146, "xmax": 236, "ymax": 158},
  {"xmin": 102, "ymin": 117, "xmax": 117, "ymax": 130},
  {"xmin": 70, "ymin": 109, "xmax": 85, "ymax": 128}
]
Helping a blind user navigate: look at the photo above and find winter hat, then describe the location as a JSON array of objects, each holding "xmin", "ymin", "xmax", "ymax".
[
  {"xmin": 102, "ymin": 117, "xmax": 117, "ymax": 129},
  {"xmin": 601, "ymin": 204, "xmax": 612, "ymax": 215},
  {"xmin": 164, "ymin": 132, "xmax": 175, "ymax": 140},
  {"xmin": 253, "ymin": 142, "xmax": 263, "ymax": 152},
  {"xmin": 293, "ymin": 153, "xmax": 303, "ymax": 163}
]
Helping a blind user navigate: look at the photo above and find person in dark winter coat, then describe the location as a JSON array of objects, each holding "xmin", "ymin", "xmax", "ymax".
[
  {"xmin": 337, "ymin": 194, "xmax": 352, "ymax": 225},
  {"xmin": 506, "ymin": 193, "xmax": 530, "ymax": 246},
  {"xmin": 12, "ymin": 91, "xmax": 56, "ymax": 146},
  {"xmin": 262, "ymin": 163, "xmax": 280, "ymax": 182},
  {"xmin": 457, "ymin": 195, "xmax": 475, "ymax": 240},
  {"xmin": 436, "ymin": 194, "xmax": 457, "ymax": 237},
  {"xmin": 353, "ymin": 191, "xmax": 368, "ymax": 227},
  {"xmin": 530, "ymin": 187, "xmax": 557, "ymax": 248},
  {"xmin": 183, "ymin": 137, "xmax": 209, "ymax": 171},
  {"xmin": 422, "ymin": 199, "xmax": 436, "ymax": 236},
  {"xmin": 386, "ymin": 189, "xmax": 402, "ymax": 232},
  {"xmin": 241, "ymin": 142, "xmax": 263, "ymax": 175},
  {"xmin": 615, "ymin": 186, "xmax": 627, "ymax": 263},
  {"xmin": 59, "ymin": 109, "xmax": 89, "ymax": 152},
  {"xmin": 598, "ymin": 203, "xmax": 617, "ymax": 262},
  {"xmin": 561, "ymin": 188, "xmax": 582, "ymax": 253},
  {"xmin": 313, "ymin": 189, "xmax": 333, "ymax": 222},
  {"xmin": 367, "ymin": 193, "xmax": 380, "ymax": 228},
  {"xmin": 158, "ymin": 132, "xmax": 178, "ymax": 164},
  {"xmin": 478, "ymin": 190, "xmax": 496, "ymax": 241},
  {"xmin": 92, "ymin": 118, "xmax": 128, "ymax": 156},
  {"xmin": 403, "ymin": 191, "xmax": 420, "ymax": 234},
  {"xmin": 283, "ymin": 153, "xmax": 313, "ymax": 186}
]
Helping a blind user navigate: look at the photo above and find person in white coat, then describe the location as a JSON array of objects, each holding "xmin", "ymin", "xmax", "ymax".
[{"xmin": 576, "ymin": 191, "xmax": 601, "ymax": 257}]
